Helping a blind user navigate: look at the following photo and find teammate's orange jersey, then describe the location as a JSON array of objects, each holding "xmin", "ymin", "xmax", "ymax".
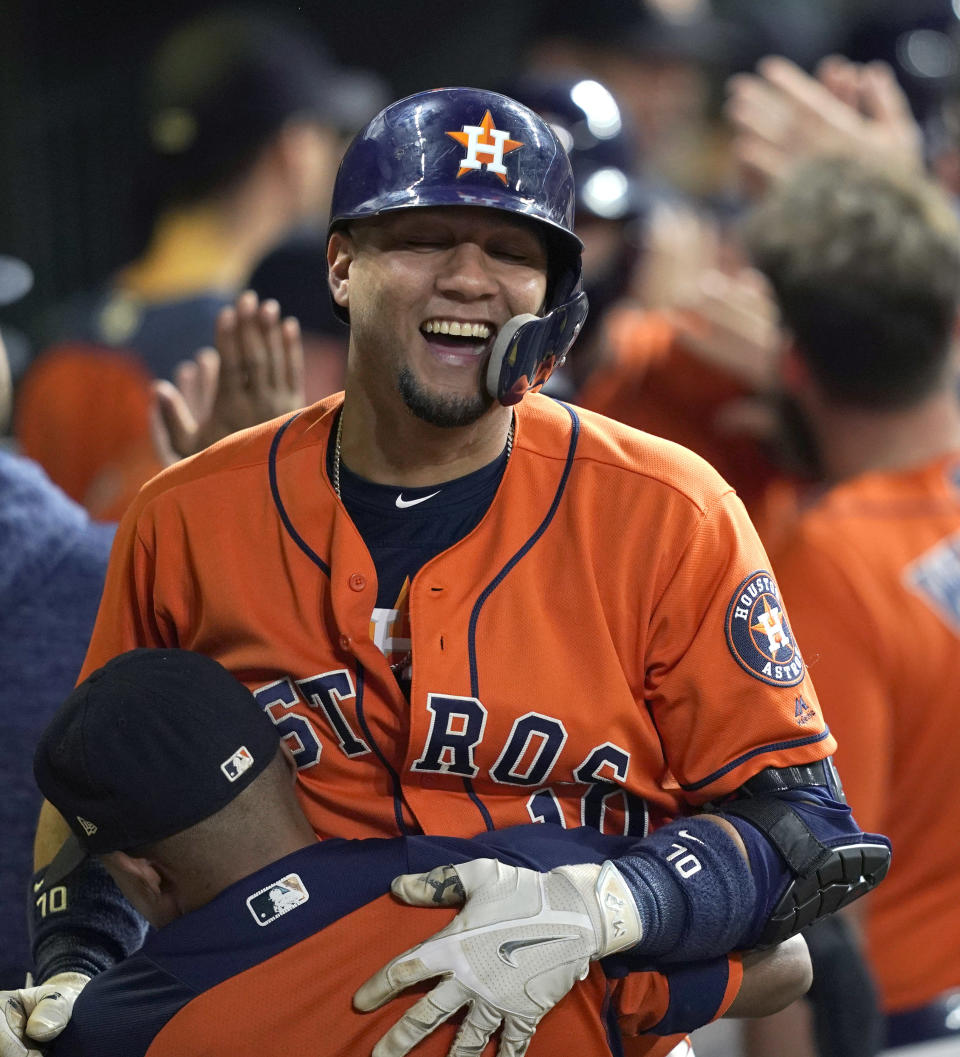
[
  {"xmin": 771, "ymin": 453, "xmax": 960, "ymax": 1013},
  {"xmin": 16, "ymin": 343, "xmax": 156, "ymax": 515},
  {"xmin": 80, "ymin": 393, "xmax": 833, "ymax": 848},
  {"xmin": 577, "ymin": 309, "xmax": 787, "ymax": 522},
  {"xmin": 53, "ymin": 830, "xmax": 741, "ymax": 1057}
]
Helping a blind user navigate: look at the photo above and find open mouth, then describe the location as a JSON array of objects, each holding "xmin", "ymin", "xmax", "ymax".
[{"xmin": 420, "ymin": 318, "xmax": 495, "ymax": 363}]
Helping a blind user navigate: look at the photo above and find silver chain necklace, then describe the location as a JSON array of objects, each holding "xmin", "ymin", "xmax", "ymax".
[{"xmin": 332, "ymin": 410, "xmax": 515, "ymax": 501}]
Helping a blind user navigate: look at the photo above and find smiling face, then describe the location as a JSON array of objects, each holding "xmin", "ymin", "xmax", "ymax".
[{"xmin": 328, "ymin": 206, "xmax": 549, "ymax": 428}]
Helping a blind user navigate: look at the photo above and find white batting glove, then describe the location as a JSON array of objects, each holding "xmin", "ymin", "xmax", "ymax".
[
  {"xmin": 354, "ymin": 858, "xmax": 641, "ymax": 1057},
  {"xmin": 0, "ymin": 973, "xmax": 90, "ymax": 1056}
]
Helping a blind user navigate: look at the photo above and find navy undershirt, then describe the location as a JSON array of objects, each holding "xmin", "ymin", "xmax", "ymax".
[{"xmin": 326, "ymin": 431, "xmax": 509, "ymax": 608}]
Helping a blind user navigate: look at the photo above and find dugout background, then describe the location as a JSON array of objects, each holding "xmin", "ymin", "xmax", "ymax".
[{"xmin": 0, "ymin": 0, "xmax": 954, "ymax": 364}]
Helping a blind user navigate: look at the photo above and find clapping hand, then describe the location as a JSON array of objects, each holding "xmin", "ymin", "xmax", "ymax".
[
  {"xmin": 151, "ymin": 290, "xmax": 305, "ymax": 464},
  {"xmin": 726, "ymin": 55, "xmax": 923, "ymax": 192}
]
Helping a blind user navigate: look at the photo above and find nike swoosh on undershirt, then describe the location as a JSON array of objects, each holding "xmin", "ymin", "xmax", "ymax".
[{"xmin": 395, "ymin": 491, "xmax": 441, "ymax": 509}]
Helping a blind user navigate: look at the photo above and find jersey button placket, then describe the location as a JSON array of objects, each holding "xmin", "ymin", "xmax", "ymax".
[{"xmin": 342, "ymin": 576, "xmax": 364, "ymax": 655}]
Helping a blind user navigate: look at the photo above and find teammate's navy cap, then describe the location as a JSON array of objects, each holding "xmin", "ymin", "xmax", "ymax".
[
  {"xmin": 0, "ymin": 255, "xmax": 33, "ymax": 307},
  {"xmin": 35, "ymin": 649, "xmax": 280, "ymax": 885}
]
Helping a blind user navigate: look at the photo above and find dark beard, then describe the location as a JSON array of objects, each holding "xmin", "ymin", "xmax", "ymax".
[{"xmin": 397, "ymin": 366, "xmax": 492, "ymax": 428}]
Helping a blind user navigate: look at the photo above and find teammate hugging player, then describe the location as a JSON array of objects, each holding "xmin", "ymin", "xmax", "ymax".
[{"xmin": 16, "ymin": 88, "xmax": 889, "ymax": 1057}]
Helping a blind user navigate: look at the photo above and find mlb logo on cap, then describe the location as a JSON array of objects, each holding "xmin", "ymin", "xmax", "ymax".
[{"xmin": 221, "ymin": 746, "xmax": 254, "ymax": 782}]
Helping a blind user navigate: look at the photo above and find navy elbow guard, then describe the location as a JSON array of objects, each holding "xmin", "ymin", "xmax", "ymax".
[{"xmin": 716, "ymin": 760, "xmax": 891, "ymax": 948}]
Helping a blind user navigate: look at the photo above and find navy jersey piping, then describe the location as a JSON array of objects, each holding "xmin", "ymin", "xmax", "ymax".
[
  {"xmin": 352, "ymin": 660, "xmax": 411, "ymax": 835},
  {"xmin": 269, "ymin": 415, "xmax": 409, "ymax": 834},
  {"xmin": 682, "ymin": 728, "xmax": 832, "ymax": 792},
  {"xmin": 461, "ymin": 777, "xmax": 496, "ymax": 831},
  {"xmin": 462, "ymin": 400, "xmax": 581, "ymax": 828},
  {"xmin": 269, "ymin": 411, "xmax": 331, "ymax": 577}
]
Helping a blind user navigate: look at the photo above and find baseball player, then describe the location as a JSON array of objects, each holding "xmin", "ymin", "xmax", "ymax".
[
  {"xmin": 745, "ymin": 157, "xmax": 960, "ymax": 1050},
  {"xmin": 15, "ymin": 649, "xmax": 810, "ymax": 1057},
  {"xmin": 19, "ymin": 89, "xmax": 889, "ymax": 1057}
]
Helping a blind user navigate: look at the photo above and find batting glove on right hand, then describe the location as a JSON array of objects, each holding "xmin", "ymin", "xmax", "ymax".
[
  {"xmin": 0, "ymin": 973, "xmax": 89, "ymax": 1057},
  {"xmin": 354, "ymin": 858, "xmax": 641, "ymax": 1057}
]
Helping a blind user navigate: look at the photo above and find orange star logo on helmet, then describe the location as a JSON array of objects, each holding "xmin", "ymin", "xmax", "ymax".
[{"xmin": 446, "ymin": 111, "xmax": 524, "ymax": 185}]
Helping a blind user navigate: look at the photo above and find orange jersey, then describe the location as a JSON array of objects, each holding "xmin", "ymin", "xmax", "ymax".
[
  {"xmin": 81, "ymin": 392, "xmax": 833, "ymax": 847},
  {"xmin": 54, "ymin": 831, "xmax": 741, "ymax": 1057},
  {"xmin": 771, "ymin": 454, "xmax": 960, "ymax": 1012}
]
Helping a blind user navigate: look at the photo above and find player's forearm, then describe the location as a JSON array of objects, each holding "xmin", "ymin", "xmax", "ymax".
[
  {"xmin": 605, "ymin": 813, "xmax": 757, "ymax": 968},
  {"xmin": 701, "ymin": 813, "xmax": 750, "ymax": 862},
  {"xmin": 728, "ymin": 935, "xmax": 812, "ymax": 1017},
  {"xmin": 603, "ymin": 788, "xmax": 880, "ymax": 970}
]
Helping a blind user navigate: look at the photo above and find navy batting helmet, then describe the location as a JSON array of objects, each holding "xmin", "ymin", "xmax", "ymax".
[{"xmin": 328, "ymin": 87, "xmax": 588, "ymax": 405}]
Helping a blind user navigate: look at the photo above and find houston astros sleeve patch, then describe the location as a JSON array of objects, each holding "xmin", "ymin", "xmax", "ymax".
[{"xmin": 725, "ymin": 571, "xmax": 805, "ymax": 686}]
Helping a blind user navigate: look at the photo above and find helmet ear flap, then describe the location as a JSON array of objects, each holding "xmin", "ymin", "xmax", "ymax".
[{"xmin": 486, "ymin": 292, "xmax": 589, "ymax": 405}]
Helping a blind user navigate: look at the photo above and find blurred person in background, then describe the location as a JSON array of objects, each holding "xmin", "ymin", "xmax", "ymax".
[
  {"xmin": 524, "ymin": 0, "xmax": 731, "ymax": 198},
  {"xmin": 15, "ymin": 8, "xmax": 378, "ymax": 520},
  {"xmin": 744, "ymin": 155, "xmax": 960, "ymax": 1054},
  {"xmin": 504, "ymin": 70, "xmax": 767, "ymax": 520},
  {"xmin": 0, "ymin": 255, "xmax": 114, "ymax": 991},
  {"xmin": 580, "ymin": 48, "xmax": 930, "ymax": 535},
  {"xmin": 504, "ymin": 75, "xmax": 649, "ymax": 399},
  {"xmin": 0, "ymin": 276, "xmax": 307, "ymax": 992},
  {"xmin": 504, "ymin": 71, "xmax": 786, "ymax": 520},
  {"xmin": 515, "ymin": 3, "xmax": 778, "ymax": 515},
  {"xmin": 247, "ymin": 235, "xmax": 348, "ymax": 404}
]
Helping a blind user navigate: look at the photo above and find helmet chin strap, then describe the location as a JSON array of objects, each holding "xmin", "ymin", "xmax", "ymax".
[{"xmin": 485, "ymin": 292, "xmax": 589, "ymax": 406}]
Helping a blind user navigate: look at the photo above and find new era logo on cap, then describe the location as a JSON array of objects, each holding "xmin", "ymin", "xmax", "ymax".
[
  {"xmin": 76, "ymin": 816, "xmax": 98, "ymax": 836},
  {"xmin": 221, "ymin": 746, "xmax": 254, "ymax": 782}
]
